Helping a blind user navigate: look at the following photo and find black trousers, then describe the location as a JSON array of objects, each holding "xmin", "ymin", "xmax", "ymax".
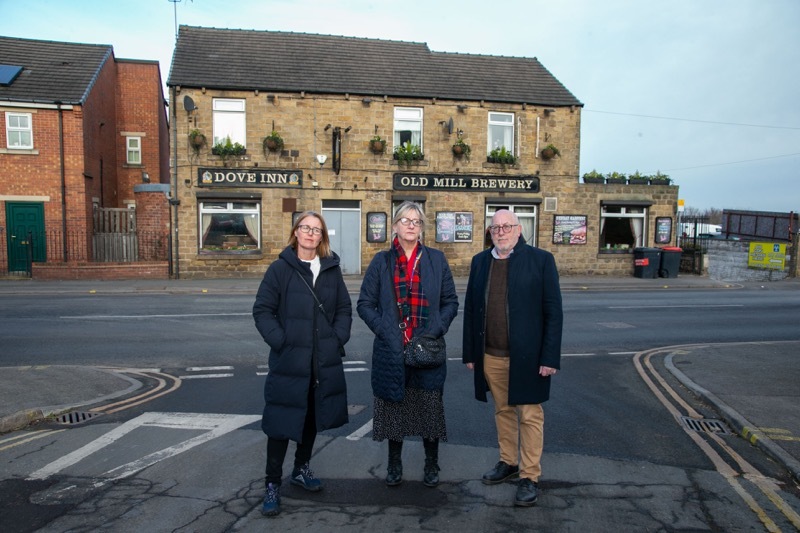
[{"xmin": 265, "ymin": 382, "xmax": 317, "ymax": 486}]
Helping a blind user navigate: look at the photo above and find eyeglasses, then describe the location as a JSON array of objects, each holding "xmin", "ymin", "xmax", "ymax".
[
  {"xmin": 298, "ymin": 225, "xmax": 323, "ymax": 235},
  {"xmin": 398, "ymin": 217, "xmax": 423, "ymax": 227},
  {"xmin": 488, "ymin": 224, "xmax": 519, "ymax": 235}
]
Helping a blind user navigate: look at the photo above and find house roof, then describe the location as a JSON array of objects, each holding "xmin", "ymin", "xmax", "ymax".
[
  {"xmin": 0, "ymin": 36, "xmax": 113, "ymax": 105},
  {"xmin": 168, "ymin": 26, "xmax": 582, "ymax": 107}
]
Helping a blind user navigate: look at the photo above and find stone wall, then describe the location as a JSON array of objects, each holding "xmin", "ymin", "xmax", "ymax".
[{"xmin": 706, "ymin": 239, "xmax": 794, "ymax": 282}]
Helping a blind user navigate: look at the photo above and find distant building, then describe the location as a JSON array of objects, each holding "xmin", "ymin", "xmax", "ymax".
[
  {"xmin": 0, "ymin": 36, "xmax": 170, "ymax": 278},
  {"xmin": 162, "ymin": 26, "xmax": 679, "ymax": 278}
]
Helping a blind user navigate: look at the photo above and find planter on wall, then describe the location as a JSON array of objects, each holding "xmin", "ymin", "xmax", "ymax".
[{"xmin": 369, "ymin": 140, "xmax": 385, "ymax": 154}]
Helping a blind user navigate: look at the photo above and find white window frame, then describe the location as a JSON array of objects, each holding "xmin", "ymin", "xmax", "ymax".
[
  {"xmin": 126, "ymin": 136, "xmax": 141, "ymax": 165},
  {"xmin": 599, "ymin": 204, "xmax": 648, "ymax": 251},
  {"xmin": 212, "ymin": 98, "xmax": 246, "ymax": 147},
  {"xmin": 393, "ymin": 107, "xmax": 423, "ymax": 150},
  {"xmin": 6, "ymin": 112, "xmax": 33, "ymax": 149},
  {"xmin": 487, "ymin": 112, "xmax": 515, "ymax": 154},
  {"xmin": 485, "ymin": 203, "xmax": 537, "ymax": 247},
  {"xmin": 198, "ymin": 200, "xmax": 261, "ymax": 253}
]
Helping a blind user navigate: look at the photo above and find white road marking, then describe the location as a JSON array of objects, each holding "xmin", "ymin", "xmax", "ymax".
[
  {"xmin": 178, "ymin": 373, "xmax": 234, "ymax": 379},
  {"xmin": 347, "ymin": 418, "xmax": 373, "ymax": 441},
  {"xmin": 344, "ymin": 368, "xmax": 369, "ymax": 372},
  {"xmin": 186, "ymin": 366, "xmax": 234, "ymax": 371},
  {"xmin": 608, "ymin": 304, "xmax": 743, "ymax": 309},
  {"xmin": 61, "ymin": 313, "xmax": 251, "ymax": 319}
]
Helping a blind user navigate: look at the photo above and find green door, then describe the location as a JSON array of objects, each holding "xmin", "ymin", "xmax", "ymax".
[{"xmin": 6, "ymin": 202, "xmax": 45, "ymax": 273}]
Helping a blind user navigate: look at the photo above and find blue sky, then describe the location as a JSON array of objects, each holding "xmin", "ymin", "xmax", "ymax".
[{"xmin": 2, "ymin": 0, "xmax": 798, "ymax": 213}]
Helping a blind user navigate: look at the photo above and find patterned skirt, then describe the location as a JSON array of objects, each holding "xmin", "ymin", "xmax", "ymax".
[{"xmin": 372, "ymin": 387, "xmax": 447, "ymax": 442}]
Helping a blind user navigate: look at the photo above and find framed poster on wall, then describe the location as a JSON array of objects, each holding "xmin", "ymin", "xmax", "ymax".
[
  {"xmin": 454, "ymin": 212, "xmax": 473, "ymax": 242},
  {"xmin": 553, "ymin": 215, "xmax": 587, "ymax": 245},
  {"xmin": 366, "ymin": 212, "xmax": 388, "ymax": 243},
  {"xmin": 655, "ymin": 217, "xmax": 672, "ymax": 244}
]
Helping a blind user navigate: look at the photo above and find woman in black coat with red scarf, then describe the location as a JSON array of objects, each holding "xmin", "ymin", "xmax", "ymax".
[
  {"xmin": 357, "ymin": 201, "xmax": 459, "ymax": 488},
  {"xmin": 253, "ymin": 211, "xmax": 352, "ymax": 517}
]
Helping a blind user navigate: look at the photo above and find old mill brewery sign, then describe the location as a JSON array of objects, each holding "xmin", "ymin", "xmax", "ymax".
[
  {"xmin": 393, "ymin": 173, "xmax": 539, "ymax": 192},
  {"xmin": 197, "ymin": 168, "xmax": 302, "ymax": 188}
]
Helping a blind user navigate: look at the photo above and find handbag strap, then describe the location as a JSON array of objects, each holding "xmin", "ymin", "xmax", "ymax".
[{"xmin": 295, "ymin": 270, "xmax": 326, "ymax": 315}]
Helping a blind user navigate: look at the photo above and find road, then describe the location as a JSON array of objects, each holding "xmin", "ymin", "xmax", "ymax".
[{"xmin": 1, "ymin": 285, "xmax": 799, "ymax": 531}]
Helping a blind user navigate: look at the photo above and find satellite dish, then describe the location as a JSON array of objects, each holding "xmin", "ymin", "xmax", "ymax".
[
  {"xmin": 447, "ymin": 117, "xmax": 454, "ymax": 135},
  {"xmin": 183, "ymin": 95, "xmax": 196, "ymax": 112}
]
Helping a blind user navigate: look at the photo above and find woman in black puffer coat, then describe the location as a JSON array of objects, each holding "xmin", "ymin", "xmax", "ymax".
[{"xmin": 253, "ymin": 211, "xmax": 352, "ymax": 517}]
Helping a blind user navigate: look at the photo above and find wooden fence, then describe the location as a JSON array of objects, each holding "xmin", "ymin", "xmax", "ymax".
[{"xmin": 93, "ymin": 208, "xmax": 138, "ymax": 262}]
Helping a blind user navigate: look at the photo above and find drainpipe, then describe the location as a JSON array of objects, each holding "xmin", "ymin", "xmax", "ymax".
[
  {"xmin": 170, "ymin": 86, "xmax": 180, "ymax": 278},
  {"xmin": 56, "ymin": 101, "xmax": 68, "ymax": 261}
]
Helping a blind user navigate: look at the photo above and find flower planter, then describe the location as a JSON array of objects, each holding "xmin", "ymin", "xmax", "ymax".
[
  {"xmin": 541, "ymin": 147, "xmax": 556, "ymax": 160},
  {"xmin": 605, "ymin": 177, "xmax": 626, "ymax": 184},
  {"xmin": 452, "ymin": 144, "xmax": 465, "ymax": 156},
  {"xmin": 583, "ymin": 177, "xmax": 604, "ymax": 184},
  {"xmin": 189, "ymin": 135, "xmax": 206, "ymax": 149},
  {"xmin": 628, "ymin": 178, "xmax": 649, "ymax": 185},
  {"xmin": 264, "ymin": 139, "xmax": 280, "ymax": 151},
  {"xmin": 369, "ymin": 140, "xmax": 385, "ymax": 154}
]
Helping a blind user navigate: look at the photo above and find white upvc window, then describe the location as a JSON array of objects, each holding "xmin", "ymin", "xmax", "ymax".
[
  {"xmin": 199, "ymin": 200, "xmax": 261, "ymax": 253},
  {"xmin": 488, "ymin": 112, "xmax": 514, "ymax": 154},
  {"xmin": 393, "ymin": 107, "xmax": 423, "ymax": 150},
  {"xmin": 6, "ymin": 112, "xmax": 33, "ymax": 149},
  {"xmin": 212, "ymin": 98, "xmax": 246, "ymax": 147},
  {"xmin": 485, "ymin": 203, "xmax": 537, "ymax": 247},
  {"xmin": 126, "ymin": 136, "xmax": 141, "ymax": 164},
  {"xmin": 600, "ymin": 204, "xmax": 648, "ymax": 251}
]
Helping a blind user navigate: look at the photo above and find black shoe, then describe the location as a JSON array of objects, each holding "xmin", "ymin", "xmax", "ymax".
[
  {"xmin": 481, "ymin": 461, "xmax": 519, "ymax": 485},
  {"xmin": 514, "ymin": 478, "xmax": 539, "ymax": 507},
  {"xmin": 423, "ymin": 460, "xmax": 440, "ymax": 487},
  {"xmin": 386, "ymin": 460, "xmax": 403, "ymax": 486}
]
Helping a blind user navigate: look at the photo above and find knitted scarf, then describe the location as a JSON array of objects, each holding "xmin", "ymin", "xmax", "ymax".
[{"xmin": 392, "ymin": 237, "xmax": 429, "ymax": 344}]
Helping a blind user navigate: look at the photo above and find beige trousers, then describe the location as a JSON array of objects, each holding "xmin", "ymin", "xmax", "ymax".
[{"xmin": 483, "ymin": 353, "xmax": 544, "ymax": 481}]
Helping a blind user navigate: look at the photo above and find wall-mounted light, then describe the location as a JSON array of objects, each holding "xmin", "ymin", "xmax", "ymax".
[
  {"xmin": 141, "ymin": 172, "xmax": 150, "ymax": 183},
  {"xmin": 362, "ymin": 98, "xmax": 372, "ymax": 105},
  {"xmin": 544, "ymin": 108, "xmax": 555, "ymax": 116},
  {"xmin": 316, "ymin": 154, "xmax": 327, "ymax": 166},
  {"xmin": 457, "ymin": 105, "xmax": 468, "ymax": 112},
  {"xmin": 344, "ymin": 126, "xmax": 352, "ymax": 133},
  {"xmin": 324, "ymin": 124, "xmax": 331, "ymax": 131}
]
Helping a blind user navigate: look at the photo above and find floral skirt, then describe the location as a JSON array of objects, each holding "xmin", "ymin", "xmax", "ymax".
[{"xmin": 372, "ymin": 387, "xmax": 447, "ymax": 442}]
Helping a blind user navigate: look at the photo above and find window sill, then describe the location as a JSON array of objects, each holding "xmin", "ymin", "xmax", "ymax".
[
  {"xmin": 198, "ymin": 250, "xmax": 263, "ymax": 260},
  {"xmin": 598, "ymin": 249, "xmax": 633, "ymax": 254},
  {"xmin": 0, "ymin": 148, "xmax": 38, "ymax": 155}
]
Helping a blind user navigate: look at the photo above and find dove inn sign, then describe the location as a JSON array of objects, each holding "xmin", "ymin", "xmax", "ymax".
[{"xmin": 197, "ymin": 168, "xmax": 303, "ymax": 188}]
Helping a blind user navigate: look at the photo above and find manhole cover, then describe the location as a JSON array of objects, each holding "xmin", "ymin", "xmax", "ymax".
[
  {"xmin": 680, "ymin": 416, "xmax": 731, "ymax": 435},
  {"xmin": 54, "ymin": 411, "xmax": 102, "ymax": 426}
]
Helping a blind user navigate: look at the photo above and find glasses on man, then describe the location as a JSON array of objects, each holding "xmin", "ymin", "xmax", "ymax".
[
  {"xmin": 298, "ymin": 225, "xmax": 323, "ymax": 235},
  {"xmin": 398, "ymin": 217, "xmax": 423, "ymax": 227},
  {"xmin": 488, "ymin": 224, "xmax": 519, "ymax": 235}
]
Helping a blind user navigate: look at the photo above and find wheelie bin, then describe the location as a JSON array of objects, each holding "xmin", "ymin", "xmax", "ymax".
[
  {"xmin": 633, "ymin": 247, "xmax": 661, "ymax": 278},
  {"xmin": 659, "ymin": 246, "xmax": 682, "ymax": 278}
]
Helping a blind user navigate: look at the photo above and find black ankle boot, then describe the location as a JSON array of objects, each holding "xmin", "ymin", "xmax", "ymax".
[
  {"xmin": 386, "ymin": 439, "xmax": 403, "ymax": 486},
  {"xmin": 423, "ymin": 438, "xmax": 440, "ymax": 487}
]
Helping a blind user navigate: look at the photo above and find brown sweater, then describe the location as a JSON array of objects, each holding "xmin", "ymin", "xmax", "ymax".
[{"xmin": 485, "ymin": 258, "xmax": 509, "ymax": 357}]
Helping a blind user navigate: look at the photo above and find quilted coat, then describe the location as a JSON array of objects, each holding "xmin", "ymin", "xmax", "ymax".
[
  {"xmin": 462, "ymin": 237, "xmax": 563, "ymax": 405},
  {"xmin": 357, "ymin": 245, "xmax": 459, "ymax": 402},
  {"xmin": 253, "ymin": 246, "xmax": 352, "ymax": 441}
]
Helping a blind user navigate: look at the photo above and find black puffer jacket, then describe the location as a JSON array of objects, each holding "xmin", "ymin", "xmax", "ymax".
[{"xmin": 253, "ymin": 246, "xmax": 352, "ymax": 441}]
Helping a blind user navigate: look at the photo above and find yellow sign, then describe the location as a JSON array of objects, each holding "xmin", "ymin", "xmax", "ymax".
[{"xmin": 748, "ymin": 242, "xmax": 786, "ymax": 270}]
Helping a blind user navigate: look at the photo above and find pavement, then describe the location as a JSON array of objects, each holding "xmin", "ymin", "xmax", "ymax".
[{"xmin": 1, "ymin": 273, "xmax": 799, "ymax": 485}]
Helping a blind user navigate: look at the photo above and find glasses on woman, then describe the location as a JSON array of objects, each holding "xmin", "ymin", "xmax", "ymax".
[
  {"xmin": 488, "ymin": 224, "xmax": 518, "ymax": 235},
  {"xmin": 398, "ymin": 217, "xmax": 423, "ymax": 227},
  {"xmin": 298, "ymin": 225, "xmax": 323, "ymax": 235}
]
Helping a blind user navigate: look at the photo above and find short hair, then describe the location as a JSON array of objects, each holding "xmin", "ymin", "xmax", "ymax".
[
  {"xmin": 491, "ymin": 209, "xmax": 519, "ymax": 225},
  {"xmin": 392, "ymin": 201, "xmax": 427, "ymax": 230},
  {"xmin": 288, "ymin": 211, "xmax": 332, "ymax": 258}
]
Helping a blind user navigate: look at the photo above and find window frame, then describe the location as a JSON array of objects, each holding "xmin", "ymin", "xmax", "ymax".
[
  {"xmin": 485, "ymin": 203, "xmax": 537, "ymax": 247},
  {"xmin": 599, "ymin": 204, "xmax": 648, "ymax": 252},
  {"xmin": 126, "ymin": 136, "xmax": 142, "ymax": 165},
  {"xmin": 212, "ymin": 98, "xmax": 247, "ymax": 147},
  {"xmin": 6, "ymin": 111, "xmax": 33, "ymax": 149},
  {"xmin": 487, "ymin": 111, "xmax": 515, "ymax": 155},
  {"xmin": 393, "ymin": 107, "xmax": 423, "ymax": 151},
  {"xmin": 198, "ymin": 199, "xmax": 261, "ymax": 254}
]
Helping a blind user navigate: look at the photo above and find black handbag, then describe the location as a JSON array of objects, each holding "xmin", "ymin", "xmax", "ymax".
[{"xmin": 404, "ymin": 334, "xmax": 446, "ymax": 368}]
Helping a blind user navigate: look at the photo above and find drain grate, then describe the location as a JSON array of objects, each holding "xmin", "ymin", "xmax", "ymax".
[
  {"xmin": 680, "ymin": 416, "xmax": 731, "ymax": 435},
  {"xmin": 54, "ymin": 411, "xmax": 103, "ymax": 426}
]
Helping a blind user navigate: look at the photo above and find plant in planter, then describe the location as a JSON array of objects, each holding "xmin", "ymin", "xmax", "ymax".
[
  {"xmin": 628, "ymin": 170, "xmax": 648, "ymax": 184},
  {"xmin": 211, "ymin": 137, "xmax": 247, "ymax": 157},
  {"xmin": 188, "ymin": 129, "xmax": 206, "ymax": 151},
  {"xmin": 262, "ymin": 130, "xmax": 284, "ymax": 153},
  {"xmin": 487, "ymin": 147, "xmax": 517, "ymax": 167},
  {"xmin": 540, "ymin": 143, "xmax": 560, "ymax": 160},
  {"xmin": 369, "ymin": 135, "xmax": 386, "ymax": 154},
  {"xmin": 582, "ymin": 169, "xmax": 605, "ymax": 183},
  {"xmin": 605, "ymin": 171, "xmax": 627, "ymax": 184},
  {"xmin": 393, "ymin": 141, "xmax": 423, "ymax": 165},
  {"xmin": 452, "ymin": 135, "xmax": 471, "ymax": 159},
  {"xmin": 649, "ymin": 171, "xmax": 671, "ymax": 185}
]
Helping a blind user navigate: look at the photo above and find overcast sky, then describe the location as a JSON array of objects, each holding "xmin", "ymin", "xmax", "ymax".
[{"xmin": 2, "ymin": 0, "xmax": 798, "ymax": 214}]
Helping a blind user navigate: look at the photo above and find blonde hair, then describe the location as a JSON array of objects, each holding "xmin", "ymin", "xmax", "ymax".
[
  {"xmin": 288, "ymin": 211, "xmax": 332, "ymax": 258},
  {"xmin": 392, "ymin": 201, "xmax": 427, "ymax": 230}
]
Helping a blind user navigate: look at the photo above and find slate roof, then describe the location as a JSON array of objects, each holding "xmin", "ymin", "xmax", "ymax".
[
  {"xmin": 168, "ymin": 26, "xmax": 582, "ymax": 107},
  {"xmin": 0, "ymin": 36, "xmax": 113, "ymax": 105}
]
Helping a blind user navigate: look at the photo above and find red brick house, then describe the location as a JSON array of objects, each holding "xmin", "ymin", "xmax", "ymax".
[{"xmin": 0, "ymin": 36, "xmax": 170, "ymax": 278}]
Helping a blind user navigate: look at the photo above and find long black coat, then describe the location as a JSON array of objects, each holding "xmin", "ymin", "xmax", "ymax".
[
  {"xmin": 462, "ymin": 238, "xmax": 563, "ymax": 405},
  {"xmin": 357, "ymin": 245, "xmax": 459, "ymax": 402},
  {"xmin": 253, "ymin": 246, "xmax": 352, "ymax": 441}
]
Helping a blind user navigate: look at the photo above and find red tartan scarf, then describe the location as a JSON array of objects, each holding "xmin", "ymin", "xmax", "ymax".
[{"xmin": 392, "ymin": 237, "xmax": 429, "ymax": 344}]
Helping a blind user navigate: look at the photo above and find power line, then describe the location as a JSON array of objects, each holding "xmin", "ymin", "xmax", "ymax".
[
  {"xmin": 660, "ymin": 152, "xmax": 800, "ymax": 173},
  {"xmin": 585, "ymin": 109, "xmax": 800, "ymax": 130}
]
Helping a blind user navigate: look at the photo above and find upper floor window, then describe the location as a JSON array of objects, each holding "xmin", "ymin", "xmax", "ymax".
[
  {"xmin": 393, "ymin": 107, "xmax": 423, "ymax": 149},
  {"xmin": 6, "ymin": 112, "xmax": 33, "ymax": 149},
  {"xmin": 126, "ymin": 136, "xmax": 141, "ymax": 165},
  {"xmin": 488, "ymin": 112, "xmax": 514, "ymax": 154},
  {"xmin": 212, "ymin": 98, "xmax": 246, "ymax": 147}
]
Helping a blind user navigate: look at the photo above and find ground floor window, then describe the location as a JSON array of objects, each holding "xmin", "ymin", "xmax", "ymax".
[
  {"xmin": 199, "ymin": 200, "xmax": 260, "ymax": 253},
  {"xmin": 600, "ymin": 204, "xmax": 647, "ymax": 251},
  {"xmin": 485, "ymin": 203, "xmax": 537, "ymax": 247}
]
